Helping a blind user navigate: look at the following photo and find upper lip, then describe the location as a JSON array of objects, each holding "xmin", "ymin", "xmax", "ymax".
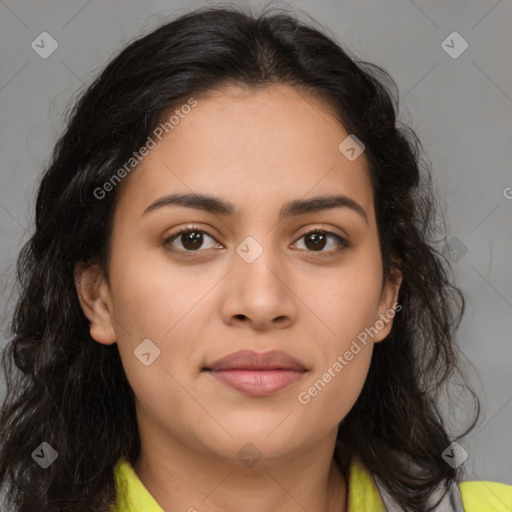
[{"xmin": 204, "ymin": 349, "xmax": 306, "ymax": 372}]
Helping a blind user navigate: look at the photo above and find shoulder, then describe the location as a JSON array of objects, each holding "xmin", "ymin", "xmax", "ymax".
[
  {"xmin": 350, "ymin": 456, "xmax": 512, "ymax": 512},
  {"xmin": 459, "ymin": 480, "xmax": 512, "ymax": 511},
  {"xmin": 111, "ymin": 458, "xmax": 164, "ymax": 512}
]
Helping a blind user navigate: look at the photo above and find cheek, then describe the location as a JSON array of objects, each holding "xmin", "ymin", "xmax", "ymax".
[
  {"xmin": 115, "ymin": 328, "xmax": 201, "ymax": 432},
  {"xmin": 107, "ymin": 239, "xmax": 203, "ymax": 338},
  {"xmin": 296, "ymin": 334, "xmax": 373, "ymax": 431},
  {"xmin": 294, "ymin": 251, "xmax": 382, "ymax": 422},
  {"xmin": 299, "ymin": 346, "xmax": 371, "ymax": 427},
  {"xmin": 106, "ymin": 242, "xmax": 210, "ymax": 392},
  {"xmin": 306, "ymin": 255, "xmax": 383, "ymax": 341}
]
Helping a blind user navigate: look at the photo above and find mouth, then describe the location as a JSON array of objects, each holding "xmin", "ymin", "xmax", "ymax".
[{"xmin": 202, "ymin": 349, "xmax": 307, "ymax": 397}]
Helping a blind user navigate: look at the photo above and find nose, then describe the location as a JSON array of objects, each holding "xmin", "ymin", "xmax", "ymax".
[{"xmin": 220, "ymin": 239, "xmax": 298, "ymax": 331}]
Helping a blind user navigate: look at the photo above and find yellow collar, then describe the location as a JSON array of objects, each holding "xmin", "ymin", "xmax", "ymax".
[
  {"xmin": 111, "ymin": 457, "xmax": 512, "ymax": 511},
  {"xmin": 111, "ymin": 457, "xmax": 385, "ymax": 511}
]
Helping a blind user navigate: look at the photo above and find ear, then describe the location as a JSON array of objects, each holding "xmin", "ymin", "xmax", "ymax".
[
  {"xmin": 373, "ymin": 266, "xmax": 403, "ymax": 343},
  {"xmin": 74, "ymin": 262, "xmax": 117, "ymax": 345}
]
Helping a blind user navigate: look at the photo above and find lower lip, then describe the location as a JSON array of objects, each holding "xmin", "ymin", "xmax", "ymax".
[{"xmin": 206, "ymin": 369, "xmax": 305, "ymax": 396}]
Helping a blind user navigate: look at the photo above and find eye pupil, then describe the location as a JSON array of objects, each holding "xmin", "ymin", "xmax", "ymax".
[
  {"xmin": 182, "ymin": 231, "xmax": 203, "ymax": 250},
  {"xmin": 305, "ymin": 232, "xmax": 327, "ymax": 251}
]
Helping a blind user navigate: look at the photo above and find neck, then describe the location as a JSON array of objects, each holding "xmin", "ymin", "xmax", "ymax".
[{"xmin": 133, "ymin": 425, "xmax": 347, "ymax": 512}]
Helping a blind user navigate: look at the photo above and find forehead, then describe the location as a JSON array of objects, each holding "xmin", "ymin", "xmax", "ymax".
[{"xmin": 113, "ymin": 83, "xmax": 374, "ymax": 221}]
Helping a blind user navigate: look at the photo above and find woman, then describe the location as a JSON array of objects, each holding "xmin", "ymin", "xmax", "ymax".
[{"xmin": 1, "ymin": 5, "xmax": 510, "ymax": 511}]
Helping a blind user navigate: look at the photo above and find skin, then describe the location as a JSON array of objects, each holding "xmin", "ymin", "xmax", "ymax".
[{"xmin": 75, "ymin": 83, "xmax": 402, "ymax": 512}]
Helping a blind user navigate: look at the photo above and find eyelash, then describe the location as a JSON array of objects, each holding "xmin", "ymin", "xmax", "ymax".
[{"xmin": 163, "ymin": 225, "xmax": 350, "ymax": 258}]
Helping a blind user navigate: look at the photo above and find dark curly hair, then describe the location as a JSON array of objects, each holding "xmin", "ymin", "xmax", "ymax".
[{"xmin": 0, "ymin": 5, "xmax": 479, "ymax": 511}]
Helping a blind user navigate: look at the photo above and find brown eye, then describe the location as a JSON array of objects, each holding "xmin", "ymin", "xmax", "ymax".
[
  {"xmin": 304, "ymin": 231, "xmax": 328, "ymax": 251},
  {"xmin": 294, "ymin": 229, "xmax": 349, "ymax": 254},
  {"xmin": 163, "ymin": 226, "xmax": 348, "ymax": 258},
  {"xmin": 164, "ymin": 228, "xmax": 219, "ymax": 253},
  {"xmin": 182, "ymin": 231, "xmax": 205, "ymax": 250}
]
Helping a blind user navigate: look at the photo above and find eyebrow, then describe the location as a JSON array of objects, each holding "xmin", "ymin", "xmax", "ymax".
[{"xmin": 141, "ymin": 192, "xmax": 368, "ymax": 225}]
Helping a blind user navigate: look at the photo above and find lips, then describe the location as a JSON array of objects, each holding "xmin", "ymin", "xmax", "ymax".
[
  {"xmin": 203, "ymin": 349, "xmax": 307, "ymax": 396},
  {"xmin": 205, "ymin": 349, "xmax": 306, "ymax": 372}
]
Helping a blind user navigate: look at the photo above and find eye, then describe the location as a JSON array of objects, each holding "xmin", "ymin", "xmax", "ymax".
[
  {"xmin": 163, "ymin": 226, "xmax": 349, "ymax": 257},
  {"xmin": 292, "ymin": 229, "xmax": 349, "ymax": 255},
  {"xmin": 163, "ymin": 225, "xmax": 221, "ymax": 254}
]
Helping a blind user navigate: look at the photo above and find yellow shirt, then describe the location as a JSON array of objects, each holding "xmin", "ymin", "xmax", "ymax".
[{"xmin": 111, "ymin": 457, "xmax": 512, "ymax": 511}]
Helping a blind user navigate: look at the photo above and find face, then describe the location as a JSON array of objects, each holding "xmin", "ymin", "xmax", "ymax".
[{"xmin": 76, "ymin": 83, "xmax": 401, "ymax": 466}]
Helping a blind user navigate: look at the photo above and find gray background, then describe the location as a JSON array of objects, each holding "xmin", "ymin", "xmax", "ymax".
[{"xmin": 1, "ymin": 0, "xmax": 511, "ymax": 487}]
